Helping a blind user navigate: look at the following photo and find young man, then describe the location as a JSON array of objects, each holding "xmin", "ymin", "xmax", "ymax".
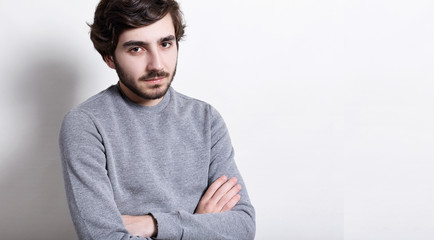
[{"xmin": 59, "ymin": 0, "xmax": 255, "ymax": 239}]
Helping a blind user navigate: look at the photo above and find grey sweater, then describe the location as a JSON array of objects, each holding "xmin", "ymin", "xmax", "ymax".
[{"xmin": 59, "ymin": 84, "xmax": 255, "ymax": 240}]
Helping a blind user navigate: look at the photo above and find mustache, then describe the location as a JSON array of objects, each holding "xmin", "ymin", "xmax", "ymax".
[{"xmin": 140, "ymin": 70, "xmax": 170, "ymax": 81}]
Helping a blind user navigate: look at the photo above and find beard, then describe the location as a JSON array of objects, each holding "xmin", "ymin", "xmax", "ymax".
[{"xmin": 113, "ymin": 58, "xmax": 177, "ymax": 100}]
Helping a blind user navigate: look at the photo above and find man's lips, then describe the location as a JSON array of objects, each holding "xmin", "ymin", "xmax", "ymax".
[{"xmin": 143, "ymin": 77, "xmax": 165, "ymax": 83}]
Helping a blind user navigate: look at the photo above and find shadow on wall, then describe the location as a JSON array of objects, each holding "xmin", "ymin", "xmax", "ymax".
[{"xmin": 0, "ymin": 50, "xmax": 79, "ymax": 240}]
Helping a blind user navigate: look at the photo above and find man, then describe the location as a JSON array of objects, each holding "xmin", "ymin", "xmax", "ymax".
[{"xmin": 59, "ymin": 0, "xmax": 255, "ymax": 239}]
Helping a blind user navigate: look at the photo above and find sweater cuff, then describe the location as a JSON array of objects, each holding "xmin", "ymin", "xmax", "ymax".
[{"xmin": 151, "ymin": 212, "xmax": 182, "ymax": 239}]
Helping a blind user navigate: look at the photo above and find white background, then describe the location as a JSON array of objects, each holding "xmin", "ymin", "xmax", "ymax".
[{"xmin": 1, "ymin": 0, "xmax": 433, "ymax": 239}]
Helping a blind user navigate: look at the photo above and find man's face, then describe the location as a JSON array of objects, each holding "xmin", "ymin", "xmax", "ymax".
[{"xmin": 106, "ymin": 14, "xmax": 178, "ymax": 106}]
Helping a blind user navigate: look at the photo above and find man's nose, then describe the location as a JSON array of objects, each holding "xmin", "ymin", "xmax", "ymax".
[{"xmin": 147, "ymin": 48, "xmax": 163, "ymax": 71}]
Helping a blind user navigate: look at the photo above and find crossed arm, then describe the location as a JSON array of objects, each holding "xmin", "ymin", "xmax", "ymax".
[
  {"xmin": 121, "ymin": 175, "xmax": 242, "ymax": 238},
  {"xmin": 60, "ymin": 107, "xmax": 255, "ymax": 239}
]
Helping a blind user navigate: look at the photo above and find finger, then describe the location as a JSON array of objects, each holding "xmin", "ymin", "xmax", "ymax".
[
  {"xmin": 209, "ymin": 177, "xmax": 238, "ymax": 204},
  {"xmin": 221, "ymin": 194, "xmax": 241, "ymax": 212},
  {"xmin": 208, "ymin": 177, "xmax": 238, "ymax": 207},
  {"xmin": 200, "ymin": 175, "xmax": 227, "ymax": 202},
  {"xmin": 216, "ymin": 183, "xmax": 241, "ymax": 211}
]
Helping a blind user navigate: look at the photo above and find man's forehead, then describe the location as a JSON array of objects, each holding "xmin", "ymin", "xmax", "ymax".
[{"xmin": 118, "ymin": 14, "xmax": 175, "ymax": 43}]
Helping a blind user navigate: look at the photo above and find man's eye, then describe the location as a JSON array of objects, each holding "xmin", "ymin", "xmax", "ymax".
[
  {"xmin": 130, "ymin": 47, "xmax": 142, "ymax": 53},
  {"xmin": 161, "ymin": 42, "xmax": 172, "ymax": 48}
]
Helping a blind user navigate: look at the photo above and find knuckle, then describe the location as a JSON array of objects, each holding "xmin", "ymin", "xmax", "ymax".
[{"xmin": 204, "ymin": 202, "xmax": 214, "ymax": 211}]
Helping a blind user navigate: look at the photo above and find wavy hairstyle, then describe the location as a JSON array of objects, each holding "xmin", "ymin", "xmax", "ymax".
[{"xmin": 89, "ymin": 0, "xmax": 186, "ymax": 60}]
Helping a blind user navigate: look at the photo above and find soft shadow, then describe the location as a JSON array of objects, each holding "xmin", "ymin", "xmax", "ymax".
[{"xmin": 0, "ymin": 52, "xmax": 79, "ymax": 239}]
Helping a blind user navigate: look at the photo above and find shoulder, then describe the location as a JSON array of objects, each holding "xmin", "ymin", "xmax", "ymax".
[
  {"xmin": 171, "ymin": 89, "xmax": 208, "ymax": 108},
  {"xmin": 170, "ymin": 88, "xmax": 222, "ymax": 115},
  {"xmin": 61, "ymin": 85, "xmax": 120, "ymax": 130},
  {"xmin": 65, "ymin": 85, "xmax": 120, "ymax": 119},
  {"xmin": 170, "ymin": 88, "xmax": 225, "ymax": 126},
  {"xmin": 75, "ymin": 85, "xmax": 119, "ymax": 114}
]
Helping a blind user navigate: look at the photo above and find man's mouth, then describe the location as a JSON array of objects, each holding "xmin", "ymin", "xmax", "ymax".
[{"xmin": 143, "ymin": 77, "xmax": 165, "ymax": 84}]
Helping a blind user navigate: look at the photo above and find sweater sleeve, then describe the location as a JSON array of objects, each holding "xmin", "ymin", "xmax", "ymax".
[
  {"xmin": 151, "ymin": 106, "xmax": 256, "ymax": 240},
  {"xmin": 59, "ymin": 110, "xmax": 152, "ymax": 240}
]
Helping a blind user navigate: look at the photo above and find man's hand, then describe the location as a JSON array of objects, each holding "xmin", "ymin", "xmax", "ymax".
[
  {"xmin": 195, "ymin": 175, "xmax": 242, "ymax": 214},
  {"xmin": 121, "ymin": 215, "xmax": 157, "ymax": 238}
]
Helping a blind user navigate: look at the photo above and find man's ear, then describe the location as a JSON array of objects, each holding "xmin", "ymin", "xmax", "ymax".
[{"xmin": 104, "ymin": 55, "xmax": 116, "ymax": 69}]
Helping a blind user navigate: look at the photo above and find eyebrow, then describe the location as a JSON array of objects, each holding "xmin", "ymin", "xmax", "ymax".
[{"xmin": 121, "ymin": 35, "xmax": 176, "ymax": 48}]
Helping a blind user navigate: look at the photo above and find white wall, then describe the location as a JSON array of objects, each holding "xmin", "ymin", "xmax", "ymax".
[{"xmin": 1, "ymin": 0, "xmax": 433, "ymax": 239}]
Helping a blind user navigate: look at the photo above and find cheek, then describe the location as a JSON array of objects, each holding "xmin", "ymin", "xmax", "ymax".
[
  {"xmin": 166, "ymin": 51, "xmax": 178, "ymax": 69},
  {"xmin": 120, "ymin": 57, "xmax": 146, "ymax": 76}
]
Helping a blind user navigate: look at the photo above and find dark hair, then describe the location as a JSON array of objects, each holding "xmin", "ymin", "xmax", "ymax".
[{"xmin": 89, "ymin": 0, "xmax": 186, "ymax": 60}]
